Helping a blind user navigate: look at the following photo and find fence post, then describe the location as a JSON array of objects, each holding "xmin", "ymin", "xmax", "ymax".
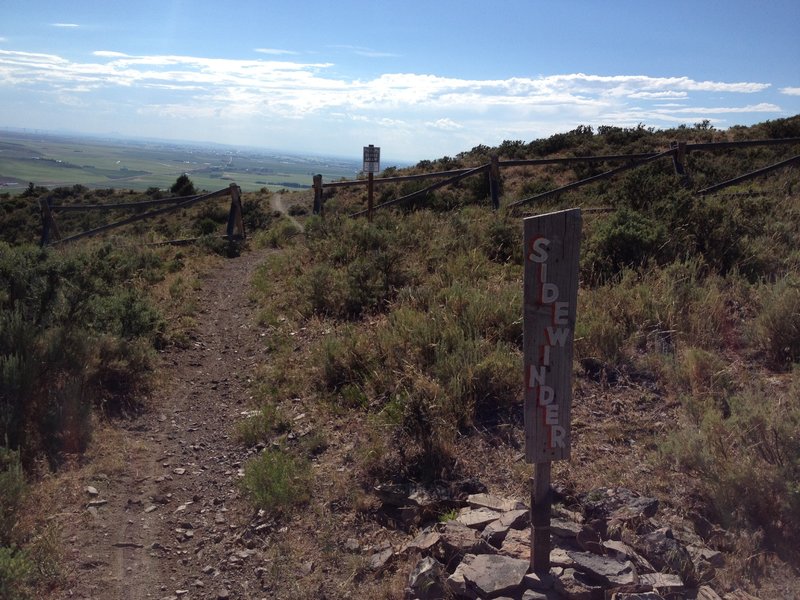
[
  {"xmin": 226, "ymin": 183, "xmax": 245, "ymax": 240},
  {"xmin": 313, "ymin": 174, "xmax": 323, "ymax": 215},
  {"xmin": 39, "ymin": 197, "xmax": 60, "ymax": 247},
  {"xmin": 489, "ymin": 155, "xmax": 501, "ymax": 209},
  {"xmin": 670, "ymin": 141, "xmax": 689, "ymax": 187},
  {"xmin": 367, "ymin": 172, "xmax": 374, "ymax": 222}
]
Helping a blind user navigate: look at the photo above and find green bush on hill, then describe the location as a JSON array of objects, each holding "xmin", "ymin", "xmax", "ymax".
[{"xmin": 0, "ymin": 242, "xmax": 165, "ymax": 466}]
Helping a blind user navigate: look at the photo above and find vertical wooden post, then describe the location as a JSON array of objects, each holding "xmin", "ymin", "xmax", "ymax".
[
  {"xmin": 671, "ymin": 141, "xmax": 689, "ymax": 187},
  {"xmin": 523, "ymin": 208, "xmax": 581, "ymax": 575},
  {"xmin": 313, "ymin": 174, "xmax": 323, "ymax": 215},
  {"xmin": 226, "ymin": 183, "xmax": 245, "ymax": 240},
  {"xmin": 367, "ymin": 171, "xmax": 374, "ymax": 222},
  {"xmin": 531, "ymin": 462, "xmax": 552, "ymax": 573},
  {"xmin": 39, "ymin": 197, "xmax": 60, "ymax": 247},
  {"xmin": 489, "ymin": 155, "xmax": 501, "ymax": 210}
]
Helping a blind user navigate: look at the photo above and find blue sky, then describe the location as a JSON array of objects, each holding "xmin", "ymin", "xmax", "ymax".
[{"xmin": 1, "ymin": 0, "xmax": 798, "ymax": 162}]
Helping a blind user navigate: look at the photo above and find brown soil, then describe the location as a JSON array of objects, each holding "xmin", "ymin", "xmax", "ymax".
[{"xmin": 50, "ymin": 246, "xmax": 282, "ymax": 599}]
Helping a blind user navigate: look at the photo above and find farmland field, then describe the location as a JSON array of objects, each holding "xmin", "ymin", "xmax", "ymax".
[{"xmin": 0, "ymin": 131, "xmax": 362, "ymax": 194}]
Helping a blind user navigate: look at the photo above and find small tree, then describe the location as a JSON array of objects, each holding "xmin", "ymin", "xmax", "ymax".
[{"xmin": 170, "ymin": 174, "xmax": 196, "ymax": 197}]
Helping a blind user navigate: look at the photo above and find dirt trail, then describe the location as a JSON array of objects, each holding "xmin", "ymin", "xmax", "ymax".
[
  {"xmin": 56, "ymin": 248, "xmax": 272, "ymax": 600},
  {"xmin": 270, "ymin": 193, "xmax": 305, "ymax": 232}
]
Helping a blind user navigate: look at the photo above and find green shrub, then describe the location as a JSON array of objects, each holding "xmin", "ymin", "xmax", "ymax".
[
  {"xmin": 241, "ymin": 449, "xmax": 311, "ymax": 513},
  {"xmin": 235, "ymin": 404, "xmax": 289, "ymax": 446},
  {"xmin": 583, "ymin": 208, "xmax": 666, "ymax": 283},
  {"xmin": 0, "ymin": 243, "xmax": 161, "ymax": 463},
  {"xmin": 0, "ymin": 449, "xmax": 25, "ymax": 546},
  {"xmin": 661, "ymin": 371, "xmax": 800, "ymax": 554},
  {"xmin": 0, "ymin": 546, "xmax": 32, "ymax": 600},
  {"xmin": 749, "ymin": 275, "xmax": 800, "ymax": 368}
]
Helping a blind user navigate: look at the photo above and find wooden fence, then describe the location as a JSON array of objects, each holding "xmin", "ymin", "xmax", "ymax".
[
  {"xmin": 40, "ymin": 182, "xmax": 245, "ymax": 246},
  {"xmin": 310, "ymin": 138, "xmax": 800, "ymax": 217}
]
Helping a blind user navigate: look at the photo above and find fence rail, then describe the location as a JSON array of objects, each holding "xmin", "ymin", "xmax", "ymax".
[
  {"xmin": 40, "ymin": 183, "xmax": 245, "ymax": 246},
  {"xmin": 312, "ymin": 137, "xmax": 800, "ymax": 217}
]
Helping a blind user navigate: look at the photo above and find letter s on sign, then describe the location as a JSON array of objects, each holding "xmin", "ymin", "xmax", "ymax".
[{"xmin": 529, "ymin": 237, "xmax": 550, "ymax": 263}]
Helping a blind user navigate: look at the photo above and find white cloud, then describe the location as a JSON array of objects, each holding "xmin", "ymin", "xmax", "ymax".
[
  {"xmin": 627, "ymin": 91, "xmax": 688, "ymax": 100},
  {"xmin": 0, "ymin": 47, "xmax": 789, "ymax": 159},
  {"xmin": 329, "ymin": 45, "xmax": 400, "ymax": 58},
  {"xmin": 94, "ymin": 50, "xmax": 129, "ymax": 58},
  {"xmin": 254, "ymin": 48, "xmax": 298, "ymax": 56},
  {"xmin": 52, "ymin": 23, "xmax": 79, "ymax": 28},
  {"xmin": 427, "ymin": 118, "xmax": 463, "ymax": 130},
  {"xmin": 780, "ymin": 87, "xmax": 800, "ymax": 96}
]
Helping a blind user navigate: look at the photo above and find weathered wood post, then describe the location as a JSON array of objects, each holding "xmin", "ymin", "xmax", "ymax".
[
  {"xmin": 313, "ymin": 174, "xmax": 323, "ymax": 215},
  {"xmin": 226, "ymin": 183, "xmax": 245, "ymax": 240},
  {"xmin": 523, "ymin": 208, "xmax": 581, "ymax": 573},
  {"xmin": 367, "ymin": 171, "xmax": 374, "ymax": 222},
  {"xmin": 489, "ymin": 155, "xmax": 501, "ymax": 209},
  {"xmin": 670, "ymin": 141, "xmax": 689, "ymax": 186},
  {"xmin": 39, "ymin": 196, "xmax": 60, "ymax": 247},
  {"xmin": 363, "ymin": 145, "xmax": 380, "ymax": 220}
]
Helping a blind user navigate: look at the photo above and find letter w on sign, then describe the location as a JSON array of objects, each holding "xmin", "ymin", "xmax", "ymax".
[{"xmin": 523, "ymin": 209, "xmax": 581, "ymax": 463}]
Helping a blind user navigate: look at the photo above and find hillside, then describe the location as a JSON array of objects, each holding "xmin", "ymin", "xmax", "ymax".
[{"xmin": 1, "ymin": 116, "xmax": 799, "ymax": 599}]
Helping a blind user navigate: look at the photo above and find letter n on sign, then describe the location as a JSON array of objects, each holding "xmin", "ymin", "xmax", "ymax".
[{"xmin": 523, "ymin": 208, "xmax": 581, "ymax": 463}]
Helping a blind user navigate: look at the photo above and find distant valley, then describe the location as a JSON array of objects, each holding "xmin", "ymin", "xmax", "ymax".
[{"xmin": 0, "ymin": 130, "xmax": 363, "ymax": 194}]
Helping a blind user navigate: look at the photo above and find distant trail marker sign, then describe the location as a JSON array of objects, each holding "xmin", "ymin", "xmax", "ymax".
[
  {"xmin": 523, "ymin": 208, "xmax": 581, "ymax": 572},
  {"xmin": 363, "ymin": 145, "xmax": 380, "ymax": 221},
  {"xmin": 363, "ymin": 144, "xmax": 381, "ymax": 173}
]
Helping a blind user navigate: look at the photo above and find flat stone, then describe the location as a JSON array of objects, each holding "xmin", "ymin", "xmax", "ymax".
[
  {"xmin": 697, "ymin": 585, "xmax": 724, "ymax": 600},
  {"xmin": 522, "ymin": 571, "xmax": 558, "ymax": 592},
  {"xmin": 551, "ymin": 518, "xmax": 582, "ymax": 539},
  {"xmin": 369, "ymin": 548, "xmax": 393, "ymax": 570},
  {"xmin": 553, "ymin": 568, "xmax": 603, "ymax": 600},
  {"xmin": 639, "ymin": 572, "xmax": 684, "ymax": 592},
  {"xmin": 723, "ymin": 592, "xmax": 761, "ymax": 600},
  {"xmin": 567, "ymin": 550, "xmax": 637, "ymax": 586},
  {"xmin": 633, "ymin": 528, "xmax": 694, "ymax": 581},
  {"xmin": 483, "ymin": 509, "xmax": 529, "ymax": 547},
  {"xmin": 501, "ymin": 509, "xmax": 530, "ymax": 530},
  {"xmin": 500, "ymin": 528, "xmax": 530, "ymax": 559},
  {"xmin": 457, "ymin": 507, "xmax": 503, "ymax": 530},
  {"xmin": 550, "ymin": 547, "xmax": 574, "ymax": 568},
  {"xmin": 521, "ymin": 591, "xmax": 550, "ymax": 600},
  {"xmin": 447, "ymin": 555, "xmax": 478, "ymax": 600},
  {"xmin": 401, "ymin": 529, "xmax": 441, "ymax": 555},
  {"xmin": 467, "ymin": 493, "xmax": 526, "ymax": 513},
  {"xmin": 603, "ymin": 540, "xmax": 655, "ymax": 573},
  {"xmin": 439, "ymin": 522, "xmax": 497, "ymax": 563},
  {"xmin": 687, "ymin": 544, "xmax": 725, "ymax": 568},
  {"xmin": 459, "ymin": 554, "xmax": 529, "ymax": 599},
  {"xmin": 86, "ymin": 486, "xmax": 99, "ymax": 496},
  {"xmin": 482, "ymin": 520, "xmax": 511, "ymax": 547},
  {"xmin": 406, "ymin": 556, "xmax": 445, "ymax": 600}
]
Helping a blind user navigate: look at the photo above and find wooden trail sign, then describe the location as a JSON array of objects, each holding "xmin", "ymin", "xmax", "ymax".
[
  {"xmin": 523, "ymin": 208, "xmax": 581, "ymax": 462},
  {"xmin": 523, "ymin": 208, "xmax": 581, "ymax": 572}
]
